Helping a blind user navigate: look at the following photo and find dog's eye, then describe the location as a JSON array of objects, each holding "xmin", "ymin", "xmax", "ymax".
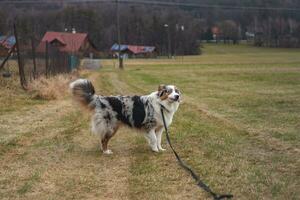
[
  {"xmin": 167, "ymin": 89, "xmax": 173, "ymax": 93},
  {"xmin": 175, "ymin": 89, "xmax": 180, "ymax": 94},
  {"xmin": 159, "ymin": 90, "xmax": 166, "ymax": 97}
]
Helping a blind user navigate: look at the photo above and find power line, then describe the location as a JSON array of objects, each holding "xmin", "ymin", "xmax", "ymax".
[
  {"xmin": 1, "ymin": 0, "xmax": 300, "ymax": 12},
  {"xmin": 0, "ymin": 0, "xmax": 111, "ymax": 4},
  {"xmin": 120, "ymin": 0, "xmax": 300, "ymax": 12},
  {"xmin": 116, "ymin": 0, "xmax": 123, "ymax": 69}
]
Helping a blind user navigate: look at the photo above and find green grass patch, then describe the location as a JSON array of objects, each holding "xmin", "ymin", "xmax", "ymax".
[{"xmin": 17, "ymin": 171, "xmax": 41, "ymax": 195}]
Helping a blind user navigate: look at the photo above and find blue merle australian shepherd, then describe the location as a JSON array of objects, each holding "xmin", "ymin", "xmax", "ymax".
[{"xmin": 70, "ymin": 79, "xmax": 181, "ymax": 155}]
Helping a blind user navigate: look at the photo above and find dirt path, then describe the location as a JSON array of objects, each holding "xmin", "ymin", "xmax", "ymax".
[{"xmin": 100, "ymin": 71, "xmax": 206, "ymax": 199}]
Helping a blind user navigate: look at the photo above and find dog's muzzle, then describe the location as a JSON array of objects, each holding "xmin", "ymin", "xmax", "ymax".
[
  {"xmin": 170, "ymin": 95, "xmax": 180, "ymax": 102},
  {"xmin": 174, "ymin": 95, "xmax": 179, "ymax": 101}
]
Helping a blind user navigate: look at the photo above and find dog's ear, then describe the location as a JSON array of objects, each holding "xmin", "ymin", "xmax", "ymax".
[
  {"xmin": 158, "ymin": 84, "xmax": 168, "ymax": 100},
  {"xmin": 158, "ymin": 84, "xmax": 166, "ymax": 92}
]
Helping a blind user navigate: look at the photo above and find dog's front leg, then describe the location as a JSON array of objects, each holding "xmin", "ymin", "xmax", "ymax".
[
  {"xmin": 156, "ymin": 128, "xmax": 166, "ymax": 151},
  {"xmin": 144, "ymin": 130, "xmax": 159, "ymax": 152}
]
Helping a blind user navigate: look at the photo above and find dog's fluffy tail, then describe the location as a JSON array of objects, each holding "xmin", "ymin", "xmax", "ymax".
[{"xmin": 69, "ymin": 79, "xmax": 96, "ymax": 109}]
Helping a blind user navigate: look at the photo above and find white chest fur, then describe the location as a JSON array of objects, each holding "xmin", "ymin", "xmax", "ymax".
[
  {"xmin": 154, "ymin": 105, "xmax": 177, "ymax": 128},
  {"xmin": 161, "ymin": 110, "xmax": 174, "ymax": 127},
  {"xmin": 147, "ymin": 92, "xmax": 179, "ymax": 128}
]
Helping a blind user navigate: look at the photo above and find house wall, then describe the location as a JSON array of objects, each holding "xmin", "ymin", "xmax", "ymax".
[
  {"xmin": 0, "ymin": 47, "xmax": 9, "ymax": 57},
  {"xmin": 80, "ymin": 38, "xmax": 98, "ymax": 58}
]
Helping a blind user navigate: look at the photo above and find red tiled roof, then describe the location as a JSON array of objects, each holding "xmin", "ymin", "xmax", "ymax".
[
  {"xmin": 127, "ymin": 45, "xmax": 146, "ymax": 54},
  {"xmin": 37, "ymin": 31, "xmax": 88, "ymax": 53},
  {"xmin": 212, "ymin": 26, "xmax": 221, "ymax": 35},
  {"xmin": 111, "ymin": 43, "xmax": 155, "ymax": 54}
]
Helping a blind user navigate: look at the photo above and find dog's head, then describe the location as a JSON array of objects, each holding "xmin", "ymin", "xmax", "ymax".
[{"xmin": 157, "ymin": 84, "xmax": 181, "ymax": 103}]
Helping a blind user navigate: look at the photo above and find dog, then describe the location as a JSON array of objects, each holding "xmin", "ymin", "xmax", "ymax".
[{"xmin": 69, "ymin": 79, "xmax": 181, "ymax": 154}]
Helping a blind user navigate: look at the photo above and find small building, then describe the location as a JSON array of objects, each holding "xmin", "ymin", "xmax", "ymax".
[
  {"xmin": 211, "ymin": 26, "xmax": 221, "ymax": 41},
  {"xmin": 245, "ymin": 32, "xmax": 255, "ymax": 44},
  {"xmin": 37, "ymin": 31, "xmax": 97, "ymax": 58},
  {"xmin": 111, "ymin": 43, "xmax": 156, "ymax": 58},
  {"xmin": 0, "ymin": 35, "xmax": 16, "ymax": 57}
]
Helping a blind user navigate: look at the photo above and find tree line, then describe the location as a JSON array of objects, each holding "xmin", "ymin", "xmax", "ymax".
[{"xmin": 0, "ymin": 0, "xmax": 300, "ymax": 56}]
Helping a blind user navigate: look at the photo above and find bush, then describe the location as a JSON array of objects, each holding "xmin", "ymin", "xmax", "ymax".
[{"xmin": 28, "ymin": 74, "xmax": 77, "ymax": 100}]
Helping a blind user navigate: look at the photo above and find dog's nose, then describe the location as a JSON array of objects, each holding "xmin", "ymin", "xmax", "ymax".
[{"xmin": 174, "ymin": 95, "xmax": 179, "ymax": 100}]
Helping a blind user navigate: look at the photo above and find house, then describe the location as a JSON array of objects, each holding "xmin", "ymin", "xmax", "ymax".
[
  {"xmin": 245, "ymin": 32, "xmax": 255, "ymax": 44},
  {"xmin": 111, "ymin": 43, "xmax": 156, "ymax": 58},
  {"xmin": 0, "ymin": 35, "xmax": 16, "ymax": 57},
  {"xmin": 211, "ymin": 26, "xmax": 221, "ymax": 41},
  {"xmin": 37, "ymin": 31, "xmax": 97, "ymax": 58}
]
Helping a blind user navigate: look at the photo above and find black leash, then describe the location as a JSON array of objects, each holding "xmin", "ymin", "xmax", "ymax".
[{"xmin": 160, "ymin": 106, "xmax": 233, "ymax": 200}]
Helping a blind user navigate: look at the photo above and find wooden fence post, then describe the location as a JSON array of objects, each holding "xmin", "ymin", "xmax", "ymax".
[
  {"xmin": 31, "ymin": 36, "xmax": 37, "ymax": 79},
  {"xmin": 45, "ymin": 41, "xmax": 49, "ymax": 77},
  {"xmin": 14, "ymin": 23, "xmax": 27, "ymax": 90}
]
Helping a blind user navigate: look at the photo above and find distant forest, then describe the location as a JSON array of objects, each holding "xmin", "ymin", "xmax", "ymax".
[{"xmin": 0, "ymin": 0, "xmax": 300, "ymax": 55}]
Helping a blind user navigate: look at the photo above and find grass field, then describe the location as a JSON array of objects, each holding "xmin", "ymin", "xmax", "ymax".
[{"xmin": 0, "ymin": 44, "xmax": 299, "ymax": 200}]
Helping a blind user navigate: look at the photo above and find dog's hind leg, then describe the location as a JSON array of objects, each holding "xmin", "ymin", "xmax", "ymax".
[
  {"xmin": 144, "ymin": 129, "xmax": 159, "ymax": 152},
  {"xmin": 101, "ymin": 126, "xmax": 119, "ymax": 155},
  {"xmin": 92, "ymin": 112, "xmax": 119, "ymax": 155},
  {"xmin": 101, "ymin": 134, "xmax": 113, "ymax": 155}
]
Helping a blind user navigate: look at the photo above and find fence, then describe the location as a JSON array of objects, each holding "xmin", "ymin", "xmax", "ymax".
[{"xmin": 0, "ymin": 23, "xmax": 76, "ymax": 89}]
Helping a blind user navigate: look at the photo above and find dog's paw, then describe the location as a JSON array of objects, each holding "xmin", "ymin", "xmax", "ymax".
[
  {"xmin": 151, "ymin": 147, "xmax": 159, "ymax": 153},
  {"xmin": 158, "ymin": 147, "xmax": 166, "ymax": 151},
  {"xmin": 103, "ymin": 149, "xmax": 113, "ymax": 155}
]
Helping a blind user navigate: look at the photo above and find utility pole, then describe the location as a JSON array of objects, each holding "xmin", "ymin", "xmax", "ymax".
[
  {"xmin": 164, "ymin": 24, "xmax": 171, "ymax": 58},
  {"xmin": 116, "ymin": 0, "xmax": 123, "ymax": 69},
  {"xmin": 31, "ymin": 18, "xmax": 37, "ymax": 79},
  {"xmin": 175, "ymin": 24, "xmax": 184, "ymax": 58}
]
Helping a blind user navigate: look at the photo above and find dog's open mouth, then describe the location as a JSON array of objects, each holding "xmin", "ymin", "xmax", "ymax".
[{"xmin": 169, "ymin": 97, "xmax": 180, "ymax": 102}]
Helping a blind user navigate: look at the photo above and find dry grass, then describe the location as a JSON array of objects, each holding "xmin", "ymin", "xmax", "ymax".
[
  {"xmin": 28, "ymin": 74, "xmax": 77, "ymax": 100},
  {"xmin": 0, "ymin": 62, "xmax": 46, "ymax": 115}
]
